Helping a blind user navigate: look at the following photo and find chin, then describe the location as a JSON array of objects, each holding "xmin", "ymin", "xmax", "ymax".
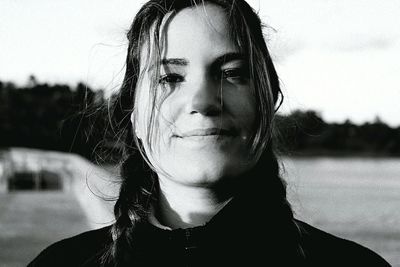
[{"xmin": 159, "ymin": 153, "xmax": 253, "ymax": 186}]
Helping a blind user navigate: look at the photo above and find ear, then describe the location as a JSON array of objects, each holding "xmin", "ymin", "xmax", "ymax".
[{"xmin": 131, "ymin": 111, "xmax": 141, "ymax": 140}]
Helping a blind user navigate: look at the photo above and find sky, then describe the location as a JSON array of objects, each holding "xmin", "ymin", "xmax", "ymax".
[{"xmin": 1, "ymin": 0, "xmax": 399, "ymax": 126}]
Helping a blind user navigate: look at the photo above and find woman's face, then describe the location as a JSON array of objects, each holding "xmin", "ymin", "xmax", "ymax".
[{"xmin": 134, "ymin": 4, "xmax": 257, "ymax": 187}]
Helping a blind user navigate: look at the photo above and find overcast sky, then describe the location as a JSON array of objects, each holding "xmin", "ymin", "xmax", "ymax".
[{"xmin": 1, "ymin": 0, "xmax": 399, "ymax": 126}]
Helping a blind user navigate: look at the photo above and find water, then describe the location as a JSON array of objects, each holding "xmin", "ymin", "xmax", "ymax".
[
  {"xmin": 282, "ymin": 157, "xmax": 400, "ymax": 266},
  {"xmin": 1, "ymin": 154, "xmax": 399, "ymax": 266}
]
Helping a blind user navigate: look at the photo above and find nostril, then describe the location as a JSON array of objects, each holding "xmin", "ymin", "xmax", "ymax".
[
  {"xmin": 190, "ymin": 92, "xmax": 222, "ymax": 115},
  {"xmin": 190, "ymin": 103, "xmax": 222, "ymax": 116},
  {"xmin": 189, "ymin": 84, "xmax": 222, "ymax": 116}
]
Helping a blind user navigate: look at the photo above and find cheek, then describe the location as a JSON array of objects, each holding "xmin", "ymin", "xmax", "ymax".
[
  {"xmin": 145, "ymin": 98, "xmax": 177, "ymax": 155},
  {"xmin": 156, "ymin": 94, "xmax": 181, "ymax": 133},
  {"xmin": 135, "ymin": 76, "xmax": 172, "ymax": 143},
  {"xmin": 226, "ymin": 89, "xmax": 257, "ymax": 131}
]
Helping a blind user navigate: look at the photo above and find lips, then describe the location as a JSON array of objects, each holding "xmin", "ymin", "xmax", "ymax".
[{"xmin": 177, "ymin": 128, "xmax": 236, "ymax": 138}]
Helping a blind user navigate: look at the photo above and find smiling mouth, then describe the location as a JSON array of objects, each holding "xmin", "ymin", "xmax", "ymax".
[{"xmin": 176, "ymin": 128, "xmax": 236, "ymax": 138}]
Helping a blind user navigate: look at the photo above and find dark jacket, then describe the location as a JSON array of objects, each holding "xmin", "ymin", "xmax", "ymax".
[{"xmin": 28, "ymin": 196, "xmax": 391, "ymax": 267}]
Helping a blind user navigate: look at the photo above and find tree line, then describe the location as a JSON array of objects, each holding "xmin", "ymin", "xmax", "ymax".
[
  {"xmin": 0, "ymin": 77, "xmax": 105, "ymax": 160},
  {"xmin": 275, "ymin": 111, "xmax": 400, "ymax": 157},
  {"xmin": 1, "ymin": 77, "xmax": 399, "ymax": 162}
]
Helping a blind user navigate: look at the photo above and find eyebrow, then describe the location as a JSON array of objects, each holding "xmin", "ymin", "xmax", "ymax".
[
  {"xmin": 161, "ymin": 58, "xmax": 188, "ymax": 66},
  {"xmin": 160, "ymin": 52, "xmax": 244, "ymax": 68},
  {"xmin": 213, "ymin": 52, "xmax": 244, "ymax": 67}
]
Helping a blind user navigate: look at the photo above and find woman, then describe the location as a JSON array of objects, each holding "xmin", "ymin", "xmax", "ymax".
[{"xmin": 29, "ymin": 0, "xmax": 391, "ymax": 266}]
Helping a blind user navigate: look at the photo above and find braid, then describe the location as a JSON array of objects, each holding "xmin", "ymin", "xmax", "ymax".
[
  {"xmin": 97, "ymin": 1, "xmax": 305, "ymax": 264},
  {"xmin": 102, "ymin": 152, "xmax": 156, "ymax": 266},
  {"xmin": 263, "ymin": 143, "xmax": 305, "ymax": 258}
]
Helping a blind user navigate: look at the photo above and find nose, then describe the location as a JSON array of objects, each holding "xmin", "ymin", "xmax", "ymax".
[{"xmin": 187, "ymin": 75, "xmax": 222, "ymax": 116}]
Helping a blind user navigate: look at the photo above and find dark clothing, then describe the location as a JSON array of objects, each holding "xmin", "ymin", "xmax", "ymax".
[{"xmin": 28, "ymin": 196, "xmax": 391, "ymax": 267}]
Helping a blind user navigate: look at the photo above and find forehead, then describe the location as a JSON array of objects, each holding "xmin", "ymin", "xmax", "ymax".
[{"xmin": 159, "ymin": 4, "xmax": 237, "ymax": 59}]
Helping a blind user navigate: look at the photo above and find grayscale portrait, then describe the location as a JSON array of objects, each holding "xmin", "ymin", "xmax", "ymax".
[{"xmin": 0, "ymin": 0, "xmax": 397, "ymax": 266}]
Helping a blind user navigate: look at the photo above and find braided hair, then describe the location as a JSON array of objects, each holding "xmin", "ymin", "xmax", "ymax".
[{"xmin": 101, "ymin": 0, "xmax": 303, "ymax": 265}]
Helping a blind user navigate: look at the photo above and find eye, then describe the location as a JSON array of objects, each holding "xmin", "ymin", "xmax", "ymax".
[
  {"xmin": 159, "ymin": 73, "xmax": 185, "ymax": 85},
  {"xmin": 221, "ymin": 68, "xmax": 248, "ymax": 84}
]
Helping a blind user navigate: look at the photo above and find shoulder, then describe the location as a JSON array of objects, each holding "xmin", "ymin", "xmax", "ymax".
[
  {"xmin": 295, "ymin": 219, "xmax": 391, "ymax": 266},
  {"xmin": 28, "ymin": 225, "xmax": 112, "ymax": 267}
]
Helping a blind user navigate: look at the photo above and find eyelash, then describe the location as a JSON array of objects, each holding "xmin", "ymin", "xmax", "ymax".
[
  {"xmin": 159, "ymin": 74, "xmax": 184, "ymax": 85},
  {"xmin": 221, "ymin": 68, "xmax": 247, "ymax": 83},
  {"xmin": 158, "ymin": 68, "xmax": 248, "ymax": 86}
]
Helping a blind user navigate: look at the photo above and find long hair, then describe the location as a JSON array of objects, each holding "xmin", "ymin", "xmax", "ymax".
[{"xmin": 101, "ymin": 0, "xmax": 301, "ymax": 265}]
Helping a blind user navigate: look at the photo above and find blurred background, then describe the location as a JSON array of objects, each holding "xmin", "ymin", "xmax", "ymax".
[{"xmin": 0, "ymin": 0, "xmax": 399, "ymax": 266}]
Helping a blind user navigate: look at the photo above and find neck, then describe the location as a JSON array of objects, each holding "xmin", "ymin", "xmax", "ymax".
[{"xmin": 153, "ymin": 178, "xmax": 234, "ymax": 230}]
